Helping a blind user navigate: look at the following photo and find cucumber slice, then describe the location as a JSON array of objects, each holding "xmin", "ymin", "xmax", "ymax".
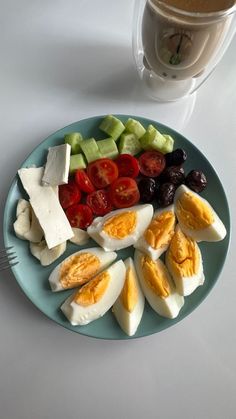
[
  {"xmin": 99, "ymin": 115, "xmax": 125, "ymax": 141},
  {"xmin": 125, "ymin": 118, "xmax": 146, "ymax": 140},
  {"xmin": 140, "ymin": 125, "xmax": 166, "ymax": 152},
  {"xmin": 69, "ymin": 154, "xmax": 86, "ymax": 173},
  {"xmin": 162, "ymin": 135, "xmax": 174, "ymax": 153},
  {"xmin": 97, "ymin": 138, "xmax": 119, "ymax": 159},
  {"xmin": 64, "ymin": 132, "xmax": 83, "ymax": 155},
  {"xmin": 119, "ymin": 133, "xmax": 142, "ymax": 156},
  {"xmin": 80, "ymin": 138, "xmax": 102, "ymax": 163}
]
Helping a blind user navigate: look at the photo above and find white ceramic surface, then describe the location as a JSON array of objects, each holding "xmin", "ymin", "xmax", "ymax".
[{"xmin": 1, "ymin": 1, "xmax": 236, "ymax": 418}]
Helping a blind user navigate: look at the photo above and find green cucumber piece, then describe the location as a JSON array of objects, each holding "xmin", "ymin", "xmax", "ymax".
[
  {"xmin": 80, "ymin": 138, "xmax": 102, "ymax": 163},
  {"xmin": 69, "ymin": 154, "xmax": 86, "ymax": 173},
  {"xmin": 140, "ymin": 125, "xmax": 166, "ymax": 152},
  {"xmin": 64, "ymin": 132, "xmax": 83, "ymax": 154},
  {"xmin": 125, "ymin": 118, "xmax": 146, "ymax": 139},
  {"xmin": 162, "ymin": 135, "xmax": 174, "ymax": 153},
  {"xmin": 119, "ymin": 133, "xmax": 142, "ymax": 156},
  {"xmin": 99, "ymin": 115, "xmax": 125, "ymax": 141},
  {"xmin": 97, "ymin": 138, "xmax": 119, "ymax": 159}
]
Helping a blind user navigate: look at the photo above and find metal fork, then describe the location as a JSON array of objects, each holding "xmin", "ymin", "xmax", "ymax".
[{"xmin": 0, "ymin": 247, "xmax": 18, "ymax": 272}]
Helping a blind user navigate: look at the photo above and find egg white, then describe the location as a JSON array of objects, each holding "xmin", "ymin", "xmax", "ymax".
[
  {"xmin": 87, "ymin": 204, "xmax": 154, "ymax": 251},
  {"xmin": 61, "ymin": 260, "xmax": 126, "ymax": 326},
  {"xmin": 49, "ymin": 247, "xmax": 117, "ymax": 292},
  {"xmin": 165, "ymin": 226, "xmax": 205, "ymax": 297},
  {"xmin": 134, "ymin": 205, "xmax": 176, "ymax": 260},
  {"xmin": 134, "ymin": 250, "xmax": 184, "ymax": 319},
  {"xmin": 174, "ymin": 185, "xmax": 227, "ymax": 242},
  {"xmin": 112, "ymin": 257, "xmax": 145, "ymax": 336}
]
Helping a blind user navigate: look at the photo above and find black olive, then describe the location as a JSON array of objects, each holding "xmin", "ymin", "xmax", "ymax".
[
  {"xmin": 138, "ymin": 177, "xmax": 157, "ymax": 203},
  {"xmin": 154, "ymin": 179, "xmax": 161, "ymax": 194},
  {"xmin": 185, "ymin": 170, "xmax": 207, "ymax": 193},
  {"xmin": 160, "ymin": 166, "xmax": 185, "ymax": 185},
  {"xmin": 165, "ymin": 148, "xmax": 187, "ymax": 166},
  {"xmin": 156, "ymin": 182, "xmax": 176, "ymax": 207}
]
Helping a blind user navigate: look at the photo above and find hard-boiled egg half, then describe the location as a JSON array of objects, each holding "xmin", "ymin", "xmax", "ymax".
[
  {"xmin": 48, "ymin": 247, "xmax": 117, "ymax": 291},
  {"xmin": 61, "ymin": 260, "xmax": 126, "ymax": 326},
  {"xmin": 134, "ymin": 250, "xmax": 184, "ymax": 319},
  {"xmin": 87, "ymin": 204, "xmax": 153, "ymax": 251},
  {"xmin": 174, "ymin": 185, "xmax": 226, "ymax": 242},
  {"xmin": 165, "ymin": 225, "xmax": 204, "ymax": 296},
  {"xmin": 134, "ymin": 205, "xmax": 176, "ymax": 260},
  {"xmin": 112, "ymin": 257, "xmax": 145, "ymax": 336}
]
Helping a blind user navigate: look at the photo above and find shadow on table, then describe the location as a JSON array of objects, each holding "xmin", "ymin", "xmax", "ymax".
[
  {"xmin": 0, "ymin": 268, "xmax": 140, "ymax": 357},
  {"xmin": 15, "ymin": 37, "xmax": 144, "ymax": 102},
  {"xmin": 12, "ymin": 35, "xmax": 197, "ymax": 126}
]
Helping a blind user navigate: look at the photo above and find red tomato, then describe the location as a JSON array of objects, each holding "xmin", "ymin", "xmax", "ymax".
[
  {"xmin": 87, "ymin": 158, "xmax": 119, "ymax": 189},
  {"xmin": 115, "ymin": 154, "xmax": 139, "ymax": 178},
  {"xmin": 139, "ymin": 151, "xmax": 166, "ymax": 177},
  {"xmin": 109, "ymin": 177, "xmax": 140, "ymax": 208},
  {"xmin": 75, "ymin": 169, "xmax": 95, "ymax": 194},
  {"xmin": 86, "ymin": 189, "xmax": 112, "ymax": 216},
  {"xmin": 65, "ymin": 204, "xmax": 93, "ymax": 229},
  {"xmin": 59, "ymin": 182, "xmax": 81, "ymax": 209}
]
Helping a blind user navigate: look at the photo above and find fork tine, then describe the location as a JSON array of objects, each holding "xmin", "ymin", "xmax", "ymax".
[
  {"xmin": 0, "ymin": 257, "xmax": 16, "ymax": 267},
  {"xmin": 0, "ymin": 252, "xmax": 16, "ymax": 260},
  {"xmin": 0, "ymin": 247, "xmax": 18, "ymax": 271},
  {"xmin": 0, "ymin": 261, "xmax": 12, "ymax": 268},
  {"xmin": 0, "ymin": 261, "xmax": 19, "ymax": 271},
  {"xmin": 0, "ymin": 254, "xmax": 17, "ymax": 263},
  {"xmin": 0, "ymin": 246, "xmax": 13, "ymax": 254},
  {"xmin": 2, "ymin": 251, "xmax": 16, "ymax": 258}
]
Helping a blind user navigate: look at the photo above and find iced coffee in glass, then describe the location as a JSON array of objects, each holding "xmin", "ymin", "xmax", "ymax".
[{"xmin": 133, "ymin": 0, "xmax": 236, "ymax": 100}]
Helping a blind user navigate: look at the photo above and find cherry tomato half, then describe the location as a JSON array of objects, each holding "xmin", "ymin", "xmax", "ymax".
[
  {"xmin": 87, "ymin": 158, "xmax": 119, "ymax": 189},
  {"xmin": 115, "ymin": 154, "xmax": 139, "ymax": 178},
  {"xmin": 65, "ymin": 204, "xmax": 93, "ymax": 229},
  {"xmin": 59, "ymin": 181, "xmax": 81, "ymax": 209},
  {"xmin": 86, "ymin": 189, "xmax": 112, "ymax": 216},
  {"xmin": 139, "ymin": 151, "xmax": 166, "ymax": 178},
  {"xmin": 109, "ymin": 177, "xmax": 140, "ymax": 208},
  {"xmin": 75, "ymin": 169, "xmax": 95, "ymax": 194}
]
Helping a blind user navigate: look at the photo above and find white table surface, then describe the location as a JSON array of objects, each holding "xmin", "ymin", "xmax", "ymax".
[{"xmin": 1, "ymin": 1, "xmax": 236, "ymax": 418}]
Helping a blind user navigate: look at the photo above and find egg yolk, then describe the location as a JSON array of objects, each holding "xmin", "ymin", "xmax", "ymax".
[
  {"xmin": 103, "ymin": 211, "xmax": 137, "ymax": 239},
  {"xmin": 141, "ymin": 256, "xmax": 170, "ymax": 298},
  {"xmin": 73, "ymin": 271, "xmax": 111, "ymax": 307},
  {"xmin": 144, "ymin": 211, "xmax": 175, "ymax": 249},
  {"xmin": 60, "ymin": 253, "xmax": 100, "ymax": 289},
  {"xmin": 176, "ymin": 191, "xmax": 214, "ymax": 230},
  {"xmin": 120, "ymin": 267, "xmax": 138, "ymax": 313},
  {"xmin": 166, "ymin": 227, "xmax": 200, "ymax": 278}
]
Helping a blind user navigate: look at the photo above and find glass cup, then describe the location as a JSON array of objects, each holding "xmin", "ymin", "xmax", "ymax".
[{"xmin": 133, "ymin": 0, "xmax": 236, "ymax": 101}]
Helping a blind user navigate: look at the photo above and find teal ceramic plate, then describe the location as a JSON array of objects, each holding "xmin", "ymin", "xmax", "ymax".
[{"xmin": 3, "ymin": 115, "xmax": 230, "ymax": 339}]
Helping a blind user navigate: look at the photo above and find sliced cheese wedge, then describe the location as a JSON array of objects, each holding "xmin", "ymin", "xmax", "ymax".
[
  {"xmin": 30, "ymin": 240, "xmax": 66, "ymax": 266},
  {"xmin": 14, "ymin": 206, "xmax": 31, "ymax": 240},
  {"xmin": 14, "ymin": 198, "xmax": 44, "ymax": 243},
  {"xmin": 18, "ymin": 167, "xmax": 74, "ymax": 249},
  {"xmin": 42, "ymin": 144, "xmax": 71, "ymax": 186},
  {"xmin": 16, "ymin": 198, "xmax": 29, "ymax": 217},
  {"xmin": 69, "ymin": 228, "xmax": 90, "ymax": 246}
]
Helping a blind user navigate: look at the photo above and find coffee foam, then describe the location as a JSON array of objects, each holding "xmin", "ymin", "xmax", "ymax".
[{"xmin": 153, "ymin": 0, "xmax": 235, "ymax": 13}]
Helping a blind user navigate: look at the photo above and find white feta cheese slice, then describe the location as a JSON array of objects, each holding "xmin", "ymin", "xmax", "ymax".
[
  {"xmin": 16, "ymin": 198, "xmax": 30, "ymax": 217},
  {"xmin": 18, "ymin": 167, "xmax": 74, "ymax": 249},
  {"xmin": 13, "ymin": 206, "xmax": 31, "ymax": 240},
  {"xmin": 42, "ymin": 144, "xmax": 71, "ymax": 186}
]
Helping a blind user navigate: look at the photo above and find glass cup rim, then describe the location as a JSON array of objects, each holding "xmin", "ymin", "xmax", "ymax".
[{"xmin": 151, "ymin": 0, "xmax": 236, "ymax": 19}]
